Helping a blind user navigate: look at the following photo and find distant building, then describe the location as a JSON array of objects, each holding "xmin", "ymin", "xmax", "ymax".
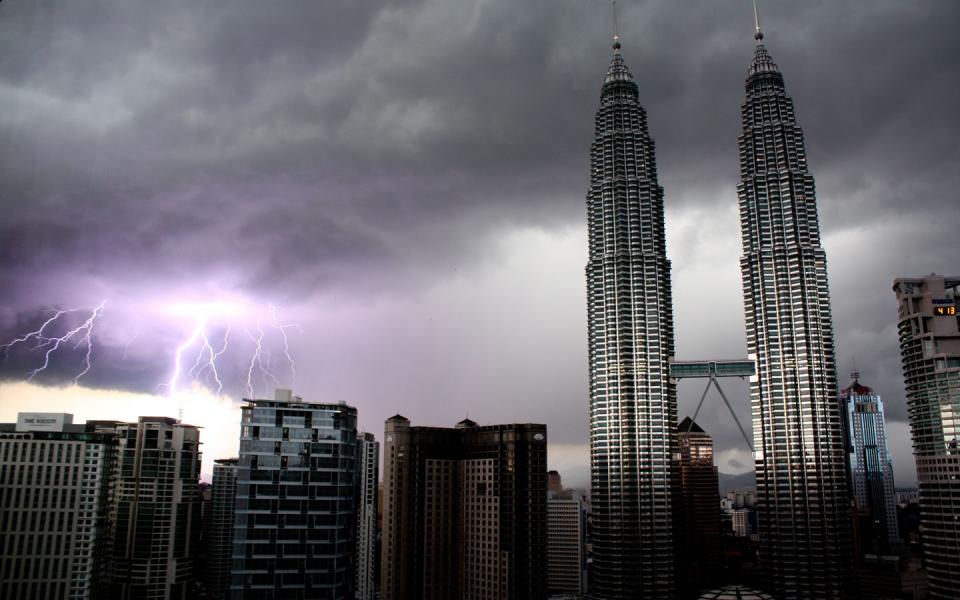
[
  {"xmin": 206, "ymin": 458, "xmax": 239, "ymax": 599},
  {"xmin": 110, "ymin": 416, "xmax": 202, "ymax": 600},
  {"xmin": 548, "ymin": 470, "xmax": 563, "ymax": 494},
  {"xmin": 895, "ymin": 488, "xmax": 919, "ymax": 506},
  {"xmin": 381, "ymin": 416, "xmax": 547, "ymax": 600},
  {"xmin": 893, "ymin": 274, "xmax": 960, "ymax": 599},
  {"xmin": 0, "ymin": 413, "xmax": 118, "ymax": 600},
  {"xmin": 355, "ymin": 432, "xmax": 379, "ymax": 600},
  {"xmin": 547, "ymin": 487, "xmax": 587, "ymax": 597},
  {"xmin": 231, "ymin": 389, "xmax": 358, "ymax": 599},
  {"xmin": 841, "ymin": 373, "xmax": 899, "ymax": 555},
  {"xmin": 732, "ymin": 509, "xmax": 753, "ymax": 538},
  {"xmin": 677, "ymin": 417, "xmax": 722, "ymax": 593}
]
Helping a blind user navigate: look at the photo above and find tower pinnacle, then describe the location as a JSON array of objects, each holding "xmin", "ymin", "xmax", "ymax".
[
  {"xmin": 612, "ymin": 0, "xmax": 621, "ymax": 51},
  {"xmin": 753, "ymin": 0, "xmax": 764, "ymax": 41}
]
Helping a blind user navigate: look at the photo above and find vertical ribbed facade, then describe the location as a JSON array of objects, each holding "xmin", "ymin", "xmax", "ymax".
[
  {"xmin": 737, "ymin": 38, "xmax": 851, "ymax": 599},
  {"xmin": 841, "ymin": 376, "xmax": 899, "ymax": 555},
  {"xmin": 586, "ymin": 38, "xmax": 676, "ymax": 599},
  {"xmin": 206, "ymin": 458, "xmax": 238, "ymax": 599},
  {"xmin": 355, "ymin": 433, "xmax": 379, "ymax": 600},
  {"xmin": 0, "ymin": 420, "xmax": 118, "ymax": 600},
  {"xmin": 380, "ymin": 417, "xmax": 547, "ymax": 600},
  {"xmin": 892, "ymin": 275, "xmax": 960, "ymax": 600},
  {"xmin": 111, "ymin": 417, "xmax": 202, "ymax": 600}
]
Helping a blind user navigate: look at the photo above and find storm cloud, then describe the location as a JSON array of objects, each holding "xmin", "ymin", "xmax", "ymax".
[{"xmin": 2, "ymin": 0, "xmax": 959, "ymax": 486}]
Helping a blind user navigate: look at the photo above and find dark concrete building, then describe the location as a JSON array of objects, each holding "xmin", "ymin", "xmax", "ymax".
[
  {"xmin": 736, "ymin": 23, "xmax": 851, "ymax": 599},
  {"xmin": 206, "ymin": 458, "xmax": 239, "ymax": 599},
  {"xmin": 584, "ymin": 29, "xmax": 677, "ymax": 599},
  {"xmin": 380, "ymin": 416, "xmax": 547, "ymax": 600},
  {"xmin": 677, "ymin": 417, "xmax": 722, "ymax": 596}
]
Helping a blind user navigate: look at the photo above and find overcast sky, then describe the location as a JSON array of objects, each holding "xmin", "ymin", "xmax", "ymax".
[{"xmin": 1, "ymin": 0, "xmax": 958, "ymax": 485}]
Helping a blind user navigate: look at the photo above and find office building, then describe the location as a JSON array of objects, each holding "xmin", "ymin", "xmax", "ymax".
[
  {"xmin": 355, "ymin": 432, "xmax": 379, "ymax": 600},
  {"xmin": 892, "ymin": 274, "xmax": 960, "ymax": 599},
  {"xmin": 109, "ymin": 416, "xmax": 201, "ymax": 600},
  {"xmin": 231, "ymin": 389, "xmax": 358, "ymax": 599},
  {"xmin": 0, "ymin": 413, "xmax": 118, "ymax": 600},
  {"xmin": 736, "ymin": 24, "xmax": 851, "ymax": 598},
  {"xmin": 547, "ymin": 488, "xmax": 588, "ymax": 598},
  {"xmin": 841, "ymin": 373, "xmax": 899, "ymax": 555},
  {"xmin": 585, "ymin": 29, "xmax": 677, "ymax": 599},
  {"xmin": 206, "ymin": 458, "xmax": 239, "ymax": 599},
  {"xmin": 381, "ymin": 416, "xmax": 547, "ymax": 600},
  {"xmin": 677, "ymin": 417, "xmax": 721, "ymax": 593}
]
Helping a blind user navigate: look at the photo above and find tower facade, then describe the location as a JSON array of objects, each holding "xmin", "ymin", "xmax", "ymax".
[
  {"xmin": 736, "ymin": 32, "xmax": 851, "ymax": 598},
  {"xmin": 231, "ymin": 389, "xmax": 358, "ymax": 599},
  {"xmin": 0, "ymin": 414, "xmax": 118, "ymax": 600},
  {"xmin": 841, "ymin": 374, "xmax": 899, "ymax": 555},
  {"xmin": 206, "ymin": 458, "xmax": 238, "ymax": 599},
  {"xmin": 585, "ymin": 35, "xmax": 676, "ymax": 599},
  {"xmin": 380, "ymin": 416, "xmax": 547, "ymax": 600},
  {"xmin": 355, "ymin": 432, "xmax": 379, "ymax": 600},
  {"xmin": 110, "ymin": 416, "xmax": 202, "ymax": 600},
  {"xmin": 892, "ymin": 275, "xmax": 960, "ymax": 599}
]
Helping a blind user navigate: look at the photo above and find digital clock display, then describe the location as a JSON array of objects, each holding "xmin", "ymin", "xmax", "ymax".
[{"xmin": 934, "ymin": 306, "xmax": 957, "ymax": 316}]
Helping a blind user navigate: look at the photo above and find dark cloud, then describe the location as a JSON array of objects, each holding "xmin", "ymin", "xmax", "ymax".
[{"xmin": 2, "ymin": 0, "xmax": 959, "ymax": 485}]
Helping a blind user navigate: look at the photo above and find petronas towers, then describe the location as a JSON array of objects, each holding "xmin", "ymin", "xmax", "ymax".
[
  {"xmin": 586, "ymin": 33, "xmax": 676, "ymax": 599},
  {"xmin": 585, "ymin": 20, "xmax": 851, "ymax": 600}
]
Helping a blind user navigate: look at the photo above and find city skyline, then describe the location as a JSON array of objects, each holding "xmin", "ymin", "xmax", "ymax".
[{"xmin": 2, "ymin": 1, "xmax": 960, "ymax": 489}]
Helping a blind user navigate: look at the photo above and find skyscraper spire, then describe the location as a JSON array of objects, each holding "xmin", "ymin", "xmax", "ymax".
[
  {"xmin": 612, "ymin": 0, "xmax": 621, "ymax": 51},
  {"xmin": 753, "ymin": 0, "xmax": 764, "ymax": 40}
]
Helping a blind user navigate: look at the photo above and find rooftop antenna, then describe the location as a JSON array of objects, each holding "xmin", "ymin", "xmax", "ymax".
[
  {"xmin": 753, "ymin": 0, "xmax": 764, "ymax": 41},
  {"xmin": 612, "ymin": 0, "xmax": 621, "ymax": 50}
]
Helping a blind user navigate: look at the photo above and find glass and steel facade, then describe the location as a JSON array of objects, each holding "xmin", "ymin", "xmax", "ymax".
[
  {"xmin": 841, "ymin": 375, "xmax": 899, "ymax": 554},
  {"xmin": 231, "ymin": 390, "xmax": 358, "ymax": 600},
  {"xmin": 737, "ymin": 37, "xmax": 851, "ymax": 598},
  {"xmin": 892, "ymin": 275, "xmax": 960, "ymax": 599},
  {"xmin": 585, "ymin": 37, "xmax": 676, "ymax": 599}
]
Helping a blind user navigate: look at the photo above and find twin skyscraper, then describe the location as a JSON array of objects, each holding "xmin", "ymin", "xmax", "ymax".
[{"xmin": 586, "ymin": 18, "xmax": 851, "ymax": 600}]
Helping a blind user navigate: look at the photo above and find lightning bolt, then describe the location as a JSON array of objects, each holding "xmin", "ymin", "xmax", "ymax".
[
  {"xmin": 1, "ymin": 307, "xmax": 85, "ymax": 360},
  {"xmin": 15, "ymin": 302, "xmax": 107, "ymax": 383},
  {"xmin": 268, "ymin": 303, "xmax": 301, "ymax": 387},
  {"xmin": 4, "ymin": 298, "xmax": 299, "ymax": 400},
  {"xmin": 245, "ymin": 317, "xmax": 281, "ymax": 398},
  {"xmin": 122, "ymin": 316, "xmax": 141, "ymax": 360}
]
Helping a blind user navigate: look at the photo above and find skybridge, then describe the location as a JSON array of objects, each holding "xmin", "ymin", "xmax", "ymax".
[{"xmin": 670, "ymin": 359, "xmax": 756, "ymax": 451}]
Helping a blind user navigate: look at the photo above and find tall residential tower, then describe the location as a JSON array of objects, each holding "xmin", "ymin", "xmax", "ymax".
[
  {"xmin": 736, "ymin": 25, "xmax": 851, "ymax": 598},
  {"xmin": 892, "ymin": 274, "xmax": 960, "ymax": 599},
  {"xmin": 585, "ymin": 33, "xmax": 677, "ymax": 599}
]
